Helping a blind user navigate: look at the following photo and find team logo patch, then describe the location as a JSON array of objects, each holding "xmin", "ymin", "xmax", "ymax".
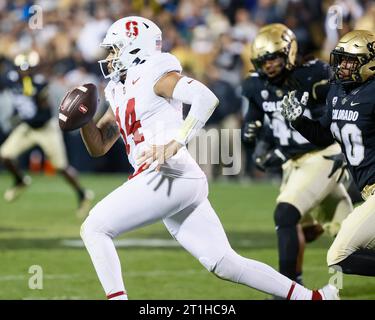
[
  {"xmin": 342, "ymin": 97, "xmax": 348, "ymax": 105},
  {"xmin": 261, "ymin": 90, "xmax": 269, "ymax": 100},
  {"xmin": 332, "ymin": 96, "xmax": 338, "ymax": 107},
  {"xmin": 276, "ymin": 89, "xmax": 284, "ymax": 98},
  {"xmin": 79, "ymin": 104, "xmax": 88, "ymax": 114}
]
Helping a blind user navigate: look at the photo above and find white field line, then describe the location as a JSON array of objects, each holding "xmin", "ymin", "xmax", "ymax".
[
  {"xmin": 0, "ymin": 269, "xmax": 206, "ymax": 282},
  {"xmin": 22, "ymin": 296, "xmax": 84, "ymax": 300},
  {"xmin": 61, "ymin": 238, "xmax": 255, "ymax": 248}
]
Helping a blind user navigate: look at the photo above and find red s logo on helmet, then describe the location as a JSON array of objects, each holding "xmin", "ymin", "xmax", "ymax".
[{"xmin": 125, "ymin": 21, "xmax": 139, "ymax": 38}]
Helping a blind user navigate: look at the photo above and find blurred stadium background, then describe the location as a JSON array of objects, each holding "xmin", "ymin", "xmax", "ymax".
[{"xmin": 1, "ymin": 0, "xmax": 375, "ymax": 299}]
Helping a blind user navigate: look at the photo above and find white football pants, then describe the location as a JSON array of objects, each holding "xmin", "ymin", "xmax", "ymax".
[{"xmin": 80, "ymin": 169, "xmax": 311, "ymax": 299}]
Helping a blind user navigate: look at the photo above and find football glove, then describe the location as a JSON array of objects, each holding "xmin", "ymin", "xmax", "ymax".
[
  {"xmin": 253, "ymin": 148, "xmax": 287, "ymax": 172},
  {"xmin": 281, "ymin": 90, "xmax": 309, "ymax": 121},
  {"xmin": 242, "ymin": 120, "xmax": 262, "ymax": 145},
  {"xmin": 323, "ymin": 153, "xmax": 348, "ymax": 183}
]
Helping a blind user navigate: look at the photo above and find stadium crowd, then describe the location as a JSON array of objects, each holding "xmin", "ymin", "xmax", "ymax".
[{"xmin": 0, "ymin": 0, "xmax": 375, "ymax": 178}]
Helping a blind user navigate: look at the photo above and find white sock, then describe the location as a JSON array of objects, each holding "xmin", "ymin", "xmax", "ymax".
[
  {"xmin": 288, "ymin": 282, "xmax": 313, "ymax": 300},
  {"xmin": 108, "ymin": 292, "xmax": 128, "ymax": 300}
]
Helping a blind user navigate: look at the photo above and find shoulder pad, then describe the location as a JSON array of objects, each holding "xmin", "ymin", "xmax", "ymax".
[
  {"xmin": 104, "ymin": 80, "xmax": 117, "ymax": 108},
  {"xmin": 150, "ymin": 53, "xmax": 182, "ymax": 84}
]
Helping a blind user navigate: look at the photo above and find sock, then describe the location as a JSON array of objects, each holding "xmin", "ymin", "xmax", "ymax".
[
  {"xmin": 77, "ymin": 188, "xmax": 85, "ymax": 201},
  {"xmin": 295, "ymin": 272, "xmax": 303, "ymax": 285},
  {"xmin": 59, "ymin": 166, "xmax": 85, "ymax": 200},
  {"xmin": 311, "ymin": 290, "xmax": 323, "ymax": 300},
  {"xmin": 286, "ymin": 281, "xmax": 315, "ymax": 300},
  {"xmin": 2, "ymin": 158, "xmax": 24, "ymax": 184},
  {"xmin": 107, "ymin": 291, "xmax": 128, "ymax": 300}
]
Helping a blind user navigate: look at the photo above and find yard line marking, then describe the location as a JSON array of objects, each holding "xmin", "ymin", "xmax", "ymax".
[
  {"xmin": 61, "ymin": 238, "xmax": 255, "ymax": 248},
  {"xmin": 0, "ymin": 274, "xmax": 80, "ymax": 281},
  {"xmin": 0, "ymin": 269, "xmax": 206, "ymax": 282},
  {"xmin": 23, "ymin": 296, "xmax": 84, "ymax": 300}
]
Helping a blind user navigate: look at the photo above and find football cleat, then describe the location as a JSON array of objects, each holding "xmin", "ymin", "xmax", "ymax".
[
  {"xmin": 77, "ymin": 189, "xmax": 95, "ymax": 218},
  {"xmin": 4, "ymin": 175, "xmax": 32, "ymax": 202},
  {"xmin": 317, "ymin": 284, "xmax": 340, "ymax": 300}
]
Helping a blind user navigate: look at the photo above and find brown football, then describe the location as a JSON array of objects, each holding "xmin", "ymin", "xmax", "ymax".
[{"xmin": 59, "ymin": 83, "xmax": 98, "ymax": 131}]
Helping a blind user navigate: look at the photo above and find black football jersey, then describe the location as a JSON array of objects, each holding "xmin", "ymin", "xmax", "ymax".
[
  {"xmin": 9, "ymin": 72, "xmax": 52, "ymax": 129},
  {"xmin": 242, "ymin": 59, "xmax": 331, "ymax": 158},
  {"xmin": 319, "ymin": 79, "xmax": 375, "ymax": 190}
]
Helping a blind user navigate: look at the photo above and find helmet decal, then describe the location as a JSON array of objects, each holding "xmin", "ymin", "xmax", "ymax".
[
  {"xmin": 99, "ymin": 16, "xmax": 162, "ymax": 82},
  {"xmin": 125, "ymin": 21, "xmax": 139, "ymax": 39}
]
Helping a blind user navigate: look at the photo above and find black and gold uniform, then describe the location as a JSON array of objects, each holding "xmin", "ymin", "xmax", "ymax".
[
  {"xmin": 288, "ymin": 30, "xmax": 375, "ymax": 276},
  {"xmin": 242, "ymin": 24, "xmax": 353, "ymax": 283},
  {"xmin": 0, "ymin": 54, "xmax": 93, "ymax": 217}
]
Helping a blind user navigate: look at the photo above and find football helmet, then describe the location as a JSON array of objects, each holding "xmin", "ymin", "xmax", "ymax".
[
  {"xmin": 330, "ymin": 30, "xmax": 375, "ymax": 84},
  {"xmin": 98, "ymin": 16, "xmax": 162, "ymax": 82},
  {"xmin": 251, "ymin": 23, "xmax": 297, "ymax": 74}
]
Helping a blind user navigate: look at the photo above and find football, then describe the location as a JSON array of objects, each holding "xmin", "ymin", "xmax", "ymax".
[{"xmin": 59, "ymin": 83, "xmax": 98, "ymax": 131}]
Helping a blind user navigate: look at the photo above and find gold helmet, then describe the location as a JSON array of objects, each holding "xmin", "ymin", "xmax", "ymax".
[
  {"xmin": 330, "ymin": 30, "xmax": 375, "ymax": 84},
  {"xmin": 251, "ymin": 23, "xmax": 297, "ymax": 74}
]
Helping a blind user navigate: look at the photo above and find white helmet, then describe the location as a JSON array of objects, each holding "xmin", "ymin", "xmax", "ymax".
[{"xmin": 98, "ymin": 16, "xmax": 162, "ymax": 82}]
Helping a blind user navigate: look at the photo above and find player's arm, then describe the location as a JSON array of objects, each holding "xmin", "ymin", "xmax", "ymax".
[
  {"xmin": 155, "ymin": 72, "xmax": 219, "ymax": 145},
  {"xmin": 242, "ymin": 102, "xmax": 264, "ymax": 147},
  {"xmin": 291, "ymin": 116, "xmax": 334, "ymax": 147},
  {"xmin": 312, "ymin": 79, "xmax": 330, "ymax": 103},
  {"xmin": 240, "ymin": 80, "xmax": 264, "ymax": 147},
  {"xmin": 136, "ymin": 72, "xmax": 219, "ymax": 169},
  {"xmin": 80, "ymin": 107, "xmax": 120, "ymax": 157}
]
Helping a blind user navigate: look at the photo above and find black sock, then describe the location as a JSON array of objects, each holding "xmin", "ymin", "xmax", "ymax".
[
  {"xmin": 296, "ymin": 272, "xmax": 303, "ymax": 285},
  {"xmin": 333, "ymin": 249, "xmax": 375, "ymax": 276},
  {"xmin": 58, "ymin": 168, "xmax": 85, "ymax": 201},
  {"xmin": 77, "ymin": 189, "xmax": 85, "ymax": 201},
  {"xmin": 2, "ymin": 158, "xmax": 24, "ymax": 185},
  {"xmin": 274, "ymin": 202, "xmax": 301, "ymax": 281}
]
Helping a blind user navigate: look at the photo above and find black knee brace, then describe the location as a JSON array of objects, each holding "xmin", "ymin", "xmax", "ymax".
[
  {"xmin": 274, "ymin": 202, "xmax": 302, "ymax": 281},
  {"xmin": 274, "ymin": 202, "xmax": 301, "ymax": 228}
]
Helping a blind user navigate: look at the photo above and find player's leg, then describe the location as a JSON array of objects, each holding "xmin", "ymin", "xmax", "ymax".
[
  {"xmin": 0, "ymin": 123, "xmax": 35, "ymax": 200},
  {"xmin": 319, "ymin": 183, "xmax": 353, "ymax": 237},
  {"xmin": 36, "ymin": 120, "xmax": 93, "ymax": 216},
  {"xmin": 327, "ymin": 192, "xmax": 375, "ymax": 276},
  {"xmin": 296, "ymin": 224, "xmax": 306, "ymax": 284},
  {"xmin": 80, "ymin": 171, "xmax": 206, "ymax": 299},
  {"xmin": 275, "ymin": 144, "xmax": 349, "ymax": 282},
  {"xmin": 274, "ymin": 159, "xmax": 305, "ymax": 282},
  {"xmin": 164, "ymin": 196, "xmax": 336, "ymax": 300}
]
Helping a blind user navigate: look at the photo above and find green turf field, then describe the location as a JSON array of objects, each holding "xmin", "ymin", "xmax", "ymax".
[{"xmin": 0, "ymin": 173, "xmax": 374, "ymax": 300}]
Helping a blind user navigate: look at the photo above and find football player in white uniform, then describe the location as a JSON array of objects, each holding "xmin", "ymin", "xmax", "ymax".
[{"xmin": 79, "ymin": 16, "xmax": 338, "ymax": 300}]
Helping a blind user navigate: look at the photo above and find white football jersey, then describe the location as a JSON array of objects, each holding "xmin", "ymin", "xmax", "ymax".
[{"xmin": 104, "ymin": 53, "xmax": 205, "ymax": 179}]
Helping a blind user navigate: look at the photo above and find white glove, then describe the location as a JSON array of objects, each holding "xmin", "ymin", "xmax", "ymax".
[{"xmin": 281, "ymin": 90, "xmax": 309, "ymax": 121}]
